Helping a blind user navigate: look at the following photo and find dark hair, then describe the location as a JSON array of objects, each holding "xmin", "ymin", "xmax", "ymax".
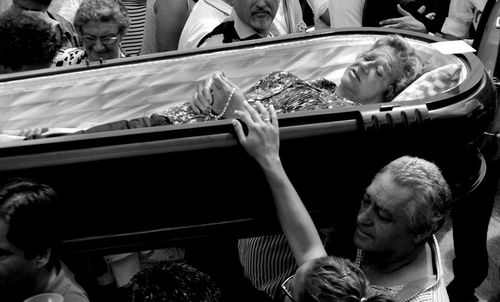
[
  {"xmin": 300, "ymin": 256, "xmax": 393, "ymax": 302},
  {"xmin": 0, "ymin": 178, "xmax": 62, "ymax": 271},
  {"xmin": 74, "ymin": 0, "xmax": 129, "ymax": 36},
  {"xmin": 130, "ymin": 261, "xmax": 221, "ymax": 302},
  {"xmin": 0, "ymin": 9, "xmax": 62, "ymax": 71}
]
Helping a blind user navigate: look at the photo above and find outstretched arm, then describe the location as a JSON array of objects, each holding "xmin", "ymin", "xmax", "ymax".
[{"xmin": 232, "ymin": 101, "xmax": 327, "ymax": 266}]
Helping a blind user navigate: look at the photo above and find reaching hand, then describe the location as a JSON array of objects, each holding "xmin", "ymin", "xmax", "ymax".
[
  {"xmin": 379, "ymin": 4, "xmax": 427, "ymax": 33},
  {"xmin": 232, "ymin": 101, "xmax": 280, "ymax": 166},
  {"xmin": 211, "ymin": 72, "xmax": 246, "ymax": 119}
]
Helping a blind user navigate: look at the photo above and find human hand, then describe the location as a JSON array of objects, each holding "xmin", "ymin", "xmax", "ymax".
[
  {"xmin": 211, "ymin": 72, "xmax": 246, "ymax": 119},
  {"xmin": 379, "ymin": 4, "xmax": 427, "ymax": 33},
  {"xmin": 191, "ymin": 74, "xmax": 214, "ymax": 114},
  {"xmin": 232, "ymin": 101, "xmax": 280, "ymax": 166}
]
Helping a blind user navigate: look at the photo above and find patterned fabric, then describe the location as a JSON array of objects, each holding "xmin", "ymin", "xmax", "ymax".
[
  {"xmin": 392, "ymin": 64, "xmax": 463, "ymax": 102},
  {"xmin": 355, "ymin": 235, "xmax": 449, "ymax": 302},
  {"xmin": 163, "ymin": 71, "xmax": 360, "ymax": 125},
  {"xmin": 52, "ymin": 47, "xmax": 88, "ymax": 67},
  {"xmin": 122, "ymin": 0, "xmax": 147, "ymax": 56},
  {"xmin": 244, "ymin": 71, "xmax": 358, "ymax": 113}
]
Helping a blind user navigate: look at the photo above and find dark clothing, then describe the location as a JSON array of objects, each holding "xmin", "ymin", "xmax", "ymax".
[
  {"xmin": 447, "ymin": 86, "xmax": 500, "ymax": 300},
  {"xmin": 362, "ymin": 0, "xmax": 451, "ymax": 33},
  {"xmin": 197, "ymin": 20, "xmax": 263, "ymax": 47},
  {"xmin": 77, "ymin": 114, "xmax": 173, "ymax": 134}
]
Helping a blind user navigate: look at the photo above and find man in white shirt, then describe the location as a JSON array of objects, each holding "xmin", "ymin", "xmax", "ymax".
[
  {"xmin": 199, "ymin": 0, "xmax": 282, "ymax": 48},
  {"xmin": 178, "ymin": 0, "xmax": 306, "ymax": 50}
]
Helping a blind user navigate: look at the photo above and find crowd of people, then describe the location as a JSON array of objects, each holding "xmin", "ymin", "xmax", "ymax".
[{"xmin": 0, "ymin": 0, "xmax": 497, "ymax": 302}]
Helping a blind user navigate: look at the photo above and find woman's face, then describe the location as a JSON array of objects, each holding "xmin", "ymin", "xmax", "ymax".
[
  {"xmin": 338, "ymin": 46, "xmax": 397, "ymax": 104},
  {"xmin": 80, "ymin": 21, "xmax": 122, "ymax": 62}
]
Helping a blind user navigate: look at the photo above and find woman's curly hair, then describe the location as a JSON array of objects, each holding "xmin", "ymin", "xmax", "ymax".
[
  {"xmin": 0, "ymin": 9, "xmax": 62, "ymax": 71},
  {"xmin": 369, "ymin": 35, "xmax": 426, "ymax": 102},
  {"xmin": 130, "ymin": 261, "xmax": 221, "ymax": 302},
  {"xmin": 74, "ymin": 0, "xmax": 129, "ymax": 36}
]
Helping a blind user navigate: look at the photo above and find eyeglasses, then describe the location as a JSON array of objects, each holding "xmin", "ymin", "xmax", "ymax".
[
  {"xmin": 281, "ymin": 275, "xmax": 295, "ymax": 302},
  {"xmin": 81, "ymin": 35, "xmax": 119, "ymax": 46},
  {"xmin": 281, "ymin": 271, "xmax": 351, "ymax": 302}
]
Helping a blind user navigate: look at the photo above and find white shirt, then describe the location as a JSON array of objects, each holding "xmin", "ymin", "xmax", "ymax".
[
  {"xmin": 178, "ymin": 0, "xmax": 232, "ymax": 50},
  {"xmin": 328, "ymin": 0, "xmax": 365, "ymax": 28},
  {"xmin": 441, "ymin": 0, "xmax": 487, "ymax": 38}
]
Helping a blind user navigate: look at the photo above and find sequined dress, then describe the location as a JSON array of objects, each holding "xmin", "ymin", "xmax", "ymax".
[{"xmin": 164, "ymin": 71, "xmax": 360, "ymax": 124}]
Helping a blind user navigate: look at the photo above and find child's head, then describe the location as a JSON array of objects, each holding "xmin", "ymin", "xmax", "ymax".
[
  {"xmin": 282, "ymin": 256, "xmax": 393, "ymax": 302},
  {"xmin": 130, "ymin": 261, "xmax": 221, "ymax": 302}
]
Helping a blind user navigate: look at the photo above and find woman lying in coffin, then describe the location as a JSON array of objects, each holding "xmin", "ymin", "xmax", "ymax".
[
  {"xmin": 185, "ymin": 34, "xmax": 424, "ymax": 123},
  {"xmin": 45, "ymin": 34, "xmax": 424, "ymax": 135}
]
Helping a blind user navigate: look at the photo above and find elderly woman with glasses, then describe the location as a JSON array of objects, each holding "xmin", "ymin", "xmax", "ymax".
[{"xmin": 53, "ymin": 0, "xmax": 129, "ymax": 66}]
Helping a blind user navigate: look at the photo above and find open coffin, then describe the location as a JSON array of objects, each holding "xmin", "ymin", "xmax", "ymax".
[{"xmin": 0, "ymin": 28, "xmax": 496, "ymax": 255}]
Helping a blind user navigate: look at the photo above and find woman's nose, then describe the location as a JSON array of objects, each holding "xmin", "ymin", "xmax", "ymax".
[
  {"xmin": 359, "ymin": 60, "xmax": 373, "ymax": 73},
  {"xmin": 93, "ymin": 40, "xmax": 106, "ymax": 52}
]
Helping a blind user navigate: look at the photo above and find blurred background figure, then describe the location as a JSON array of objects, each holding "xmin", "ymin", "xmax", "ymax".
[
  {"xmin": 10, "ymin": 0, "xmax": 81, "ymax": 47},
  {"xmin": 0, "ymin": 8, "xmax": 62, "ymax": 73},
  {"xmin": 140, "ymin": 0, "xmax": 196, "ymax": 54},
  {"xmin": 0, "ymin": 178, "xmax": 89, "ymax": 302},
  {"xmin": 49, "ymin": 0, "xmax": 83, "ymax": 22}
]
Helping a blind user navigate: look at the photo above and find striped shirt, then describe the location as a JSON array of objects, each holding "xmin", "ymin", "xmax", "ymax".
[
  {"xmin": 238, "ymin": 234, "xmax": 297, "ymax": 300},
  {"xmin": 355, "ymin": 235, "xmax": 449, "ymax": 302},
  {"xmin": 122, "ymin": 0, "xmax": 147, "ymax": 56}
]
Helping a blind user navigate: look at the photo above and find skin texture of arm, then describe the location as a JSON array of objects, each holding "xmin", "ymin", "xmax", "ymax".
[
  {"xmin": 232, "ymin": 101, "xmax": 327, "ymax": 266},
  {"xmin": 155, "ymin": 0, "xmax": 191, "ymax": 51}
]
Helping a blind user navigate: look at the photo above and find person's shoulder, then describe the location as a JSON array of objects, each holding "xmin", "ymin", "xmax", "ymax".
[
  {"xmin": 47, "ymin": 264, "xmax": 89, "ymax": 302},
  {"xmin": 197, "ymin": 20, "xmax": 235, "ymax": 47},
  {"xmin": 47, "ymin": 10, "xmax": 74, "ymax": 29}
]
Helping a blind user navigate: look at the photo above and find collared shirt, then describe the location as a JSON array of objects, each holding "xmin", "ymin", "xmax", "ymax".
[
  {"xmin": 355, "ymin": 235, "xmax": 449, "ymax": 302},
  {"xmin": 44, "ymin": 263, "xmax": 89, "ymax": 302},
  {"xmin": 199, "ymin": 9, "xmax": 278, "ymax": 48},
  {"xmin": 441, "ymin": 0, "xmax": 487, "ymax": 38}
]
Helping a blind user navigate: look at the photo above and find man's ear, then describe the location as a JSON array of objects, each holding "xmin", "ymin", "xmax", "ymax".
[{"xmin": 34, "ymin": 247, "xmax": 51, "ymax": 269}]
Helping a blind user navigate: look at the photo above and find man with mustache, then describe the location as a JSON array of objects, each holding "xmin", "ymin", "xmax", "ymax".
[{"xmin": 198, "ymin": 0, "xmax": 303, "ymax": 48}]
